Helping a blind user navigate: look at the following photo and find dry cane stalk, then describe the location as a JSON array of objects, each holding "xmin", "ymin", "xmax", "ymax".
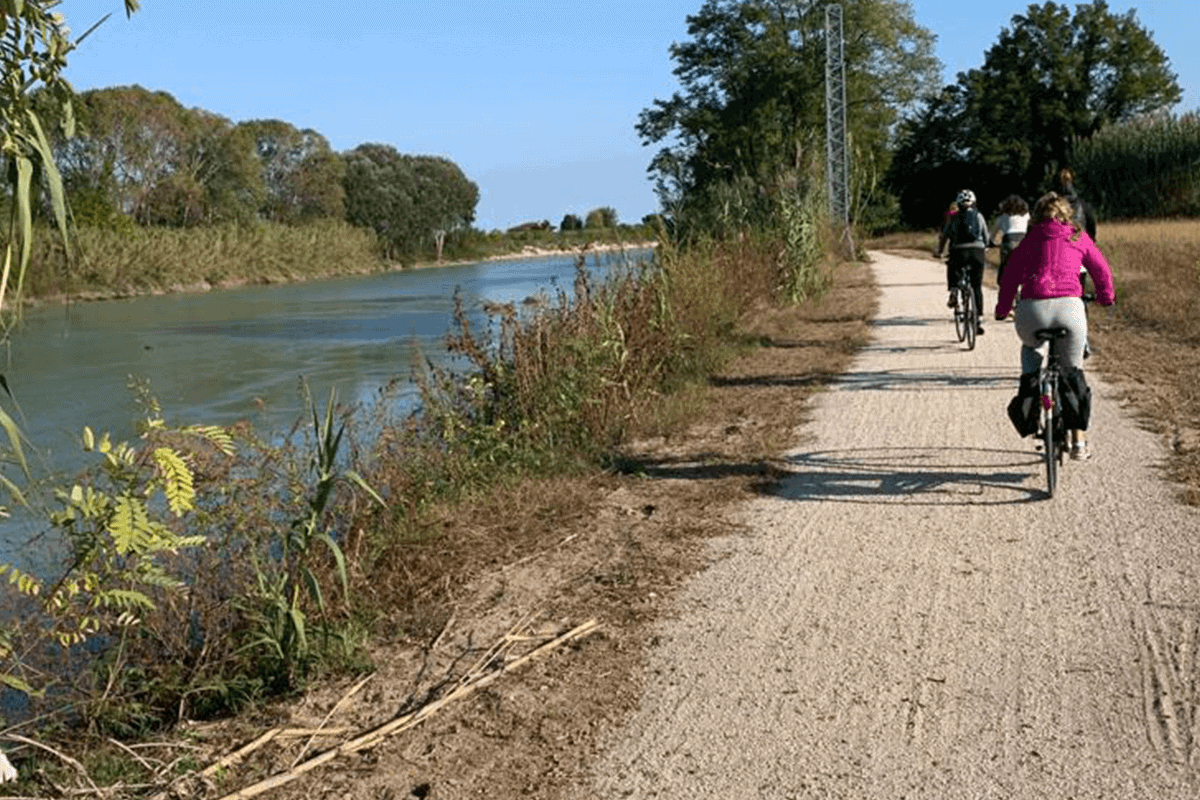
[{"xmin": 214, "ymin": 619, "xmax": 601, "ymax": 800}]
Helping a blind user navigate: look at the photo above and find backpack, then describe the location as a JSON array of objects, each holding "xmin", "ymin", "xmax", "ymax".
[{"xmin": 954, "ymin": 209, "xmax": 983, "ymax": 245}]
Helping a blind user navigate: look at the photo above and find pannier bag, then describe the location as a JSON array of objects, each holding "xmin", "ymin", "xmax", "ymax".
[
  {"xmin": 1005, "ymin": 368, "xmax": 1092, "ymax": 437},
  {"xmin": 1058, "ymin": 366, "xmax": 1092, "ymax": 431},
  {"xmin": 1006, "ymin": 372, "xmax": 1040, "ymax": 437}
]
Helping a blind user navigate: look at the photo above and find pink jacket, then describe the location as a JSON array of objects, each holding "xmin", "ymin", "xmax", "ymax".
[{"xmin": 994, "ymin": 219, "xmax": 1115, "ymax": 319}]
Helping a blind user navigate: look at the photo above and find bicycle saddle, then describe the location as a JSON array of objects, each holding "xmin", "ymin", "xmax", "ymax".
[{"xmin": 1034, "ymin": 327, "xmax": 1070, "ymax": 342}]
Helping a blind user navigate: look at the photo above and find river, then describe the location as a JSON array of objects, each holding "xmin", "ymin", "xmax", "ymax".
[{"xmin": 0, "ymin": 247, "xmax": 652, "ymax": 568}]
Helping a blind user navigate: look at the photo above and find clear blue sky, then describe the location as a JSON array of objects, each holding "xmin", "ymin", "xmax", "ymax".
[{"xmin": 60, "ymin": 1, "xmax": 1199, "ymax": 232}]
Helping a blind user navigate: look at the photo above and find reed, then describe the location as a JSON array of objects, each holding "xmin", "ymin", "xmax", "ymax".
[
  {"xmin": 1074, "ymin": 112, "xmax": 1200, "ymax": 219},
  {"xmin": 20, "ymin": 218, "xmax": 385, "ymax": 300}
]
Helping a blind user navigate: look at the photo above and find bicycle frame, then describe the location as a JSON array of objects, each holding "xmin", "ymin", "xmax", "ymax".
[{"xmin": 1035, "ymin": 328, "xmax": 1071, "ymax": 497}]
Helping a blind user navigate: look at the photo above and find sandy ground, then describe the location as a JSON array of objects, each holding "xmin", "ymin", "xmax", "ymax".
[{"xmin": 592, "ymin": 251, "xmax": 1200, "ymax": 798}]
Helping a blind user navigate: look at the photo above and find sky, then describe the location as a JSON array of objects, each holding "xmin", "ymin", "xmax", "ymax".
[{"xmin": 59, "ymin": 1, "xmax": 1200, "ymax": 232}]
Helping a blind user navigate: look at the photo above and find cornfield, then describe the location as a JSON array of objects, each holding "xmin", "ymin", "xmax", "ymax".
[{"xmin": 1074, "ymin": 111, "xmax": 1200, "ymax": 219}]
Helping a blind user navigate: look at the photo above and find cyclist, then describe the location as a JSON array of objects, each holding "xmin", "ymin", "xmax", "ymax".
[
  {"xmin": 989, "ymin": 194, "xmax": 1030, "ymax": 289},
  {"xmin": 935, "ymin": 189, "xmax": 989, "ymax": 336},
  {"xmin": 994, "ymin": 192, "xmax": 1115, "ymax": 460}
]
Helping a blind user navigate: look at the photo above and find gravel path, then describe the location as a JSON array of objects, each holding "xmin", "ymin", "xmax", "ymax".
[{"xmin": 593, "ymin": 251, "xmax": 1200, "ymax": 798}]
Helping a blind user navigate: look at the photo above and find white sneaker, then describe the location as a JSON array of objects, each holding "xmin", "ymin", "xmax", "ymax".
[{"xmin": 1070, "ymin": 442, "xmax": 1091, "ymax": 461}]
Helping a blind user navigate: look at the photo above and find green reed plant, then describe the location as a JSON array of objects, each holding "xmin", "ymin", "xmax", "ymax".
[
  {"xmin": 19, "ymin": 218, "xmax": 384, "ymax": 299},
  {"xmin": 1074, "ymin": 111, "xmax": 1200, "ymax": 219},
  {"xmin": 236, "ymin": 381, "xmax": 384, "ymax": 691}
]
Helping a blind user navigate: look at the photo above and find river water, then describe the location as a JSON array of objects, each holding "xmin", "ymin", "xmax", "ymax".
[{"xmin": 0, "ymin": 247, "xmax": 651, "ymax": 567}]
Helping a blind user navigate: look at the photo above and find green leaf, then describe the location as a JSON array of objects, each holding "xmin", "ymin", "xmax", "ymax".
[
  {"xmin": 1, "ymin": 673, "xmax": 39, "ymax": 697},
  {"xmin": 12, "ymin": 154, "xmax": 33, "ymax": 310},
  {"xmin": 25, "ymin": 110, "xmax": 70, "ymax": 249},
  {"xmin": 342, "ymin": 468, "xmax": 385, "ymax": 507},
  {"xmin": 317, "ymin": 531, "xmax": 348, "ymax": 598}
]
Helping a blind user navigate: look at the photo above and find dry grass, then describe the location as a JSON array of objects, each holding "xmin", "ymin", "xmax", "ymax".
[{"xmin": 1086, "ymin": 219, "xmax": 1200, "ymax": 502}]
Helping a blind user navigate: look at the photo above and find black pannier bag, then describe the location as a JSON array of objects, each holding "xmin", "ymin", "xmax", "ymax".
[
  {"xmin": 1006, "ymin": 372, "xmax": 1040, "ymax": 437},
  {"xmin": 1058, "ymin": 366, "xmax": 1092, "ymax": 431}
]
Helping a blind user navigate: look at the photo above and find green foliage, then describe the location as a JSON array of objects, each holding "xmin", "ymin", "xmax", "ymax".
[
  {"xmin": 0, "ymin": 407, "xmax": 209, "ymax": 703},
  {"xmin": 560, "ymin": 213, "xmax": 583, "ymax": 231},
  {"xmin": 1074, "ymin": 111, "xmax": 1200, "ymax": 218},
  {"xmin": 585, "ymin": 206, "xmax": 618, "ymax": 228},
  {"xmin": 639, "ymin": 0, "xmax": 938, "ymax": 226},
  {"xmin": 238, "ymin": 118, "xmax": 346, "ymax": 223},
  {"xmin": 236, "ymin": 382, "xmax": 384, "ymax": 691},
  {"xmin": 341, "ymin": 143, "xmax": 479, "ymax": 262},
  {"xmin": 22, "ymin": 217, "xmax": 381, "ymax": 298},
  {"xmin": 50, "ymin": 85, "xmax": 265, "ymax": 228},
  {"xmin": 888, "ymin": 1, "xmax": 1181, "ymax": 224}
]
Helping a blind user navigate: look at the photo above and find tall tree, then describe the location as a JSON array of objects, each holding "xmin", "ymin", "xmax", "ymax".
[
  {"xmin": 639, "ymin": 0, "xmax": 938, "ymax": 223},
  {"xmin": 237, "ymin": 119, "xmax": 346, "ymax": 223},
  {"xmin": 888, "ymin": 1, "xmax": 1181, "ymax": 224},
  {"xmin": 53, "ymin": 86, "xmax": 264, "ymax": 227},
  {"xmin": 341, "ymin": 144, "xmax": 477, "ymax": 261}
]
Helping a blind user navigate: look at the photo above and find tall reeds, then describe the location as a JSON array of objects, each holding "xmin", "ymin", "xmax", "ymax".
[{"xmin": 1074, "ymin": 111, "xmax": 1200, "ymax": 219}]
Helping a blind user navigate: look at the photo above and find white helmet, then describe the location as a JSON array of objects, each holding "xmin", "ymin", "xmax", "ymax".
[{"xmin": 956, "ymin": 189, "xmax": 976, "ymax": 207}]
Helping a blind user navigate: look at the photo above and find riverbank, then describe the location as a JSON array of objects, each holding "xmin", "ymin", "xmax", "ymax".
[{"xmin": 20, "ymin": 233, "xmax": 657, "ymax": 307}]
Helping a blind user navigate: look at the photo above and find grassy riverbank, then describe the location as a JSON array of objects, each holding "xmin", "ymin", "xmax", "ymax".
[
  {"xmin": 0, "ymin": 211, "xmax": 838, "ymax": 792},
  {"xmin": 17, "ymin": 220, "xmax": 659, "ymax": 304}
]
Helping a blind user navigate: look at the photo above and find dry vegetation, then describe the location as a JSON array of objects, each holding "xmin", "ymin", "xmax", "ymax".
[{"xmin": 3, "ymin": 259, "xmax": 874, "ymax": 800}]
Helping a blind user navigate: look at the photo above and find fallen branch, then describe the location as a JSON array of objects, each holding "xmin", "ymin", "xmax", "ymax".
[{"xmin": 214, "ymin": 618, "xmax": 601, "ymax": 800}]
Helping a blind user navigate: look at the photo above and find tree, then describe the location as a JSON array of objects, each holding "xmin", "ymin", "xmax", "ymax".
[
  {"xmin": 639, "ymin": 0, "xmax": 938, "ymax": 226},
  {"xmin": 53, "ymin": 86, "xmax": 264, "ymax": 227},
  {"xmin": 887, "ymin": 1, "xmax": 1181, "ymax": 224},
  {"xmin": 341, "ymin": 144, "xmax": 477, "ymax": 261},
  {"xmin": 584, "ymin": 206, "xmax": 617, "ymax": 229},
  {"xmin": 410, "ymin": 155, "xmax": 478, "ymax": 261},
  {"xmin": 237, "ymin": 119, "xmax": 345, "ymax": 223},
  {"xmin": 560, "ymin": 213, "xmax": 582, "ymax": 231}
]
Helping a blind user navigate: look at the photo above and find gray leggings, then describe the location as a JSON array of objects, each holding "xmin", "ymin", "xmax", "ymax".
[{"xmin": 1013, "ymin": 296, "xmax": 1088, "ymax": 373}]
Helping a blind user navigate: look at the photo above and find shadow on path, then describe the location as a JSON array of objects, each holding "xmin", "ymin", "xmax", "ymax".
[
  {"xmin": 775, "ymin": 446, "xmax": 1045, "ymax": 505},
  {"xmin": 834, "ymin": 367, "xmax": 1014, "ymax": 392}
]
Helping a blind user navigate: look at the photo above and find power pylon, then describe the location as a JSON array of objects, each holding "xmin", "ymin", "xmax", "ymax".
[{"xmin": 825, "ymin": 4, "xmax": 854, "ymax": 256}]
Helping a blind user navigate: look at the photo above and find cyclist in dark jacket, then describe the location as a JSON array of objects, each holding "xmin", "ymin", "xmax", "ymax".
[{"xmin": 935, "ymin": 189, "xmax": 989, "ymax": 336}]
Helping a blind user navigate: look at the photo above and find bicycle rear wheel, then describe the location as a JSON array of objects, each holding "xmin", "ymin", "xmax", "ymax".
[
  {"xmin": 964, "ymin": 289, "xmax": 977, "ymax": 350},
  {"xmin": 1042, "ymin": 387, "xmax": 1057, "ymax": 498},
  {"xmin": 953, "ymin": 288, "xmax": 968, "ymax": 342}
]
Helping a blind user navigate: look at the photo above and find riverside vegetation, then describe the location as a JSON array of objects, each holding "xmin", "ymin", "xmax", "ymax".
[{"xmin": 0, "ymin": 161, "xmax": 835, "ymax": 792}]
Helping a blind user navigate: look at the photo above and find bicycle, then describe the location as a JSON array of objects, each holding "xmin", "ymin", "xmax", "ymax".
[
  {"xmin": 1035, "ymin": 326, "xmax": 1070, "ymax": 497},
  {"xmin": 949, "ymin": 263, "xmax": 977, "ymax": 350}
]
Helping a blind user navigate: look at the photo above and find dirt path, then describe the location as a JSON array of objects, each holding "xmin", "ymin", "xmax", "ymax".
[{"xmin": 592, "ymin": 251, "xmax": 1200, "ymax": 797}]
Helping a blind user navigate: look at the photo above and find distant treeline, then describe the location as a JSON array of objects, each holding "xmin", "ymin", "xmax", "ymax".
[{"xmin": 27, "ymin": 84, "xmax": 642, "ymax": 275}]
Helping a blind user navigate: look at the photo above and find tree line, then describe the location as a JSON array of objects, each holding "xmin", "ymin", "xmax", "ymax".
[
  {"xmin": 636, "ymin": 0, "xmax": 1184, "ymax": 238},
  {"xmin": 34, "ymin": 84, "xmax": 480, "ymax": 262}
]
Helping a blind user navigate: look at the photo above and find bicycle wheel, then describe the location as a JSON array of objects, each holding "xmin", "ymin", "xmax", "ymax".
[
  {"xmin": 1042, "ymin": 385, "xmax": 1057, "ymax": 498},
  {"xmin": 964, "ymin": 288, "xmax": 977, "ymax": 350},
  {"xmin": 953, "ymin": 288, "xmax": 968, "ymax": 342}
]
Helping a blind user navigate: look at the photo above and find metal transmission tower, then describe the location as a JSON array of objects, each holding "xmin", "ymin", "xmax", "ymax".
[{"xmin": 825, "ymin": 4, "xmax": 853, "ymax": 254}]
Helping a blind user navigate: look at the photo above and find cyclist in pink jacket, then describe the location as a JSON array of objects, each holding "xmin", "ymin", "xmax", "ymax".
[{"xmin": 995, "ymin": 192, "xmax": 1114, "ymax": 459}]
